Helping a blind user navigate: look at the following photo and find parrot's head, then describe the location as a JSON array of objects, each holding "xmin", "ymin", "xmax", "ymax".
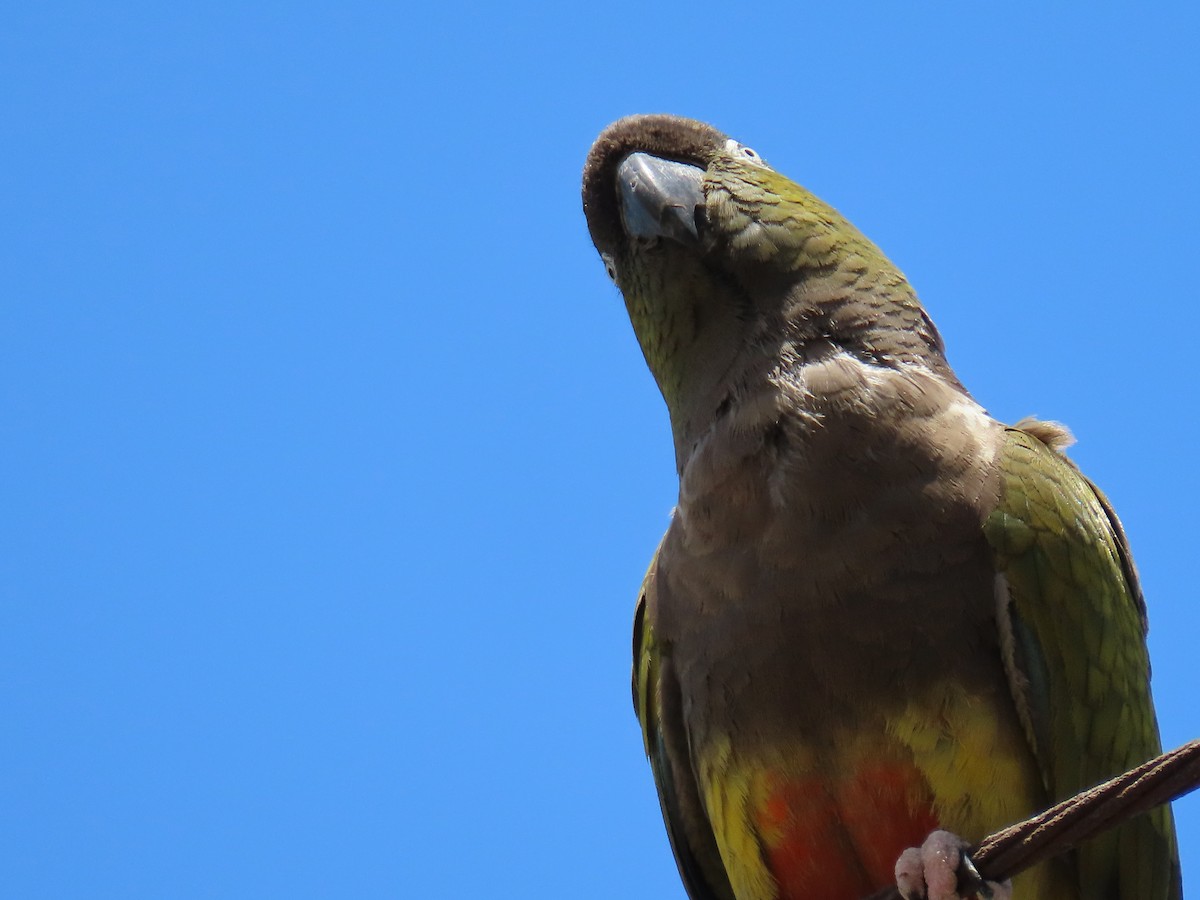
[{"xmin": 582, "ymin": 114, "xmax": 956, "ymax": 461}]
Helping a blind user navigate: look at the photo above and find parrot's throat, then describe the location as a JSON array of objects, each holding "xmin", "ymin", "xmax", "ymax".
[{"xmin": 623, "ymin": 243, "xmax": 757, "ymax": 466}]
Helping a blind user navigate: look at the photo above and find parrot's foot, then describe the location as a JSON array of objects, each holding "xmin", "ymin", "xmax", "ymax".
[{"xmin": 894, "ymin": 830, "xmax": 1011, "ymax": 900}]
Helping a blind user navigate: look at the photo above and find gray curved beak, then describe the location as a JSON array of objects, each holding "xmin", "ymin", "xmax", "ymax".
[{"xmin": 616, "ymin": 152, "xmax": 704, "ymax": 246}]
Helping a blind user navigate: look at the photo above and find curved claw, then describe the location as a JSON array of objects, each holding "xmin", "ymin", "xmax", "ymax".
[{"xmin": 895, "ymin": 831, "xmax": 1012, "ymax": 900}]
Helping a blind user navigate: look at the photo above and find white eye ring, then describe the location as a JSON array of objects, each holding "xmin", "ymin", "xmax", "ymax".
[
  {"xmin": 601, "ymin": 252, "xmax": 618, "ymax": 283},
  {"xmin": 724, "ymin": 138, "xmax": 768, "ymax": 167}
]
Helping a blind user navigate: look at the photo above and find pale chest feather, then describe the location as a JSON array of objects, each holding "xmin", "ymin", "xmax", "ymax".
[
  {"xmin": 673, "ymin": 354, "xmax": 1000, "ymax": 565},
  {"xmin": 654, "ymin": 355, "xmax": 1009, "ymax": 742}
]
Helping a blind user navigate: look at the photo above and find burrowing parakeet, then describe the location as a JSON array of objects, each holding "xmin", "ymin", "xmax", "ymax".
[{"xmin": 581, "ymin": 114, "xmax": 1181, "ymax": 900}]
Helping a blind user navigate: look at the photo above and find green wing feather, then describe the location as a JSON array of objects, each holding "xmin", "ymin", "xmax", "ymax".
[
  {"xmin": 633, "ymin": 553, "xmax": 736, "ymax": 900},
  {"xmin": 985, "ymin": 425, "xmax": 1181, "ymax": 899}
]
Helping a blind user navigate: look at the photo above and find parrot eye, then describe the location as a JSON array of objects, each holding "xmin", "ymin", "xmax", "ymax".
[
  {"xmin": 601, "ymin": 252, "xmax": 619, "ymax": 283},
  {"xmin": 725, "ymin": 138, "xmax": 769, "ymax": 168}
]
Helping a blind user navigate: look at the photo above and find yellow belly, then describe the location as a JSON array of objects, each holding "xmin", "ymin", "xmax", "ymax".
[{"xmin": 698, "ymin": 682, "xmax": 1077, "ymax": 900}]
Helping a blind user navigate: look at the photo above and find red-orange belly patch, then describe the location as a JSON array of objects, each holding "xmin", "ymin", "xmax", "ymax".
[{"xmin": 753, "ymin": 762, "xmax": 938, "ymax": 899}]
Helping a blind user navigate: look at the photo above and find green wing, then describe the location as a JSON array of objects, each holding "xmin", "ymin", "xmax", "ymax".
[
  {"xmin": 633, "ymin": 551, "xmax": 736, "ymax": 900},
  {"xmin": 985, "ymin": 425, "xmax": 1181, "ymax": 899}
]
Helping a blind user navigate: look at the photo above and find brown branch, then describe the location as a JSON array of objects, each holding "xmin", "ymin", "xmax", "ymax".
[{"xmin": 865, "ymin": 738, "xmax": 1200, "ymax": 900}]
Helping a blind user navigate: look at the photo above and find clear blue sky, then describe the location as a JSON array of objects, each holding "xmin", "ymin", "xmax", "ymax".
[{"xmin": 3, "ymin": 4, "xmax": 1198, "ymax": 897}]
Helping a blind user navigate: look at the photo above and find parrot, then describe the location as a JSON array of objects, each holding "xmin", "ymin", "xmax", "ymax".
[{"xmin": 581, "ymin": 114, "xmax": 1181, "ymax": 900}]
